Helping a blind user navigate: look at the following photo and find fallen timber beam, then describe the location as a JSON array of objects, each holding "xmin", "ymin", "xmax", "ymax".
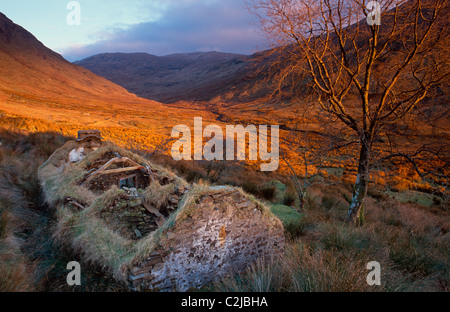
[
  {"xmin": 82, "ymin": 156, "xmax": 144, "ymax": 185},
  {"xmin": 100, "ymin": 166, "xmax": 143, "ymax": 175}
]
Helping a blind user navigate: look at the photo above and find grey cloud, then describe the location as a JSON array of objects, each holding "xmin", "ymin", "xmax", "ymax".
[{"xmin": 63, "ymin": 0, "xmax": 267, "ymax": 61}]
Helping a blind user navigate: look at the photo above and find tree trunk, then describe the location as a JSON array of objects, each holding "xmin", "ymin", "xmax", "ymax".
[
  {"xmin": 347, "ymin": 139, "xmax": 371, "ymax": 224},
  {"xmin": 298, "ymin": 190, "xmax": 306, "ymax": 211}
]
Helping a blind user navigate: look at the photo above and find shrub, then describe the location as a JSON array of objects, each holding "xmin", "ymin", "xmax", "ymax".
[
  {"xmin": 284, "ymin": 218, "xmax": 310, "ymax": 239},
  {"xmin": 433, "ymin": 197, "xmax": 442, "ymax": 206},
  {"xmin": 258, "ymin": 184, "xmax": 277, "ymax": 201},
  {"xmin": 241, "ymin": 181, "xmax": 259, "ymax": 196},
  {"xmin": 283, "ymin": 191, "xmax": 297, "ymax": 206}
]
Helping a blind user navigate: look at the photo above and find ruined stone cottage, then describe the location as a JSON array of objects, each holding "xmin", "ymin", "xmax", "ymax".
[{"xmin": 38, "ymin": 130, "xmax": 285, "ymax": 291}]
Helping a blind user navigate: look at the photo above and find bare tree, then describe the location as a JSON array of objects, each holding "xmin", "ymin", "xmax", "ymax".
[
  {"xmin": 281, "ymin": 117, "xmax": 354, "ymax": 210},
  {"xmin": 249, "ymin": 0, "xmax": 449, "ymax": 223}
]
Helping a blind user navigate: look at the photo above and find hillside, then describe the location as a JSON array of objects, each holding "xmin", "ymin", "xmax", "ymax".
[
  {"xmin": 0, "ymin": 13, "xmax": 138, "ymax": 102},
  {"xmin": 0, "ymin": 5, "xmax": 449, "ymax": 294},
  {"xmin": 74, "ymin": 1, "xmax": 449, "ymax": 112},
  {"xmin": 75, "ymin": 51, "xmax": 258, "ymax": 103},
  {"xmin": 0, "ymin": 12, "xmax": 215, "ymax": 150}
]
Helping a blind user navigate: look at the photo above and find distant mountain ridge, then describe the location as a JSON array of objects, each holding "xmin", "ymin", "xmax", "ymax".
[
  {"xmin": 74, "ymin": 1, "xmax": 449, "ymax": 107},
  {"xmin": 75, "ymin": 51, "xmax": 259, "ymax": 103}
]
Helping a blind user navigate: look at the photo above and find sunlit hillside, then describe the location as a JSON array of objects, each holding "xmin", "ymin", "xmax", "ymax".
[{"xmin": 0, "ymin": 1, "xmax": 449, "ymax": 294}]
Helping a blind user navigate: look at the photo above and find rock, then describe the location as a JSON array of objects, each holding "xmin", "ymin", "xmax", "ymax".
[
  {"xmin": 134, "ymin": 229, "xmax": 142, "ymax": 238},
  {"xmin": 201, "ymin": 196, "xmax": 214, "ymax": 206},
  {"xmin": 69, "ymin": 147, "xmax": 85, "ymax": 162},
  {"xmin": 116, "ymin": 201, "xmax": 128, "ymax": 210},
  {"xmin": 123, "ymin": 187, "xmax": 139, "ymax": 198},
  {"xmin": 127, "ymin": 198, "xmax": 142, "ymax": 207},
  {"xmin": 130, "ymin": 187, "xmax": 285, "ymax": 292}
]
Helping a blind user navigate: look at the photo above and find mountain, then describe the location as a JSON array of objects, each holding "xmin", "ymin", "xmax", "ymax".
[
  {"xmin": 0, "ymin": 12, "xmax": 208, "ymax": 151},
  {"xmin": 0, "ymin": 12, "xmax": 143, "ymax": 103},
  {"xmin": 75, "ymin": 51, "xmax": 263, "ymax": 103},
  {"xmin": 74, "ymin": 1, "xmax": 449, "ymax": 109}
]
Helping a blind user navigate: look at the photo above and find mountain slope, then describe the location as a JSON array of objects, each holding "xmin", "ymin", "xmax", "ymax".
[
  {"xmin": 75, "ymin": 51, "xmax": 262, "ymax": 103},
  {"xmin": 0, "ymin": 12, "xmax": 141, "ymax": 102},
  {"xmin": 0, "ymin": 12, "xmax": 214, "ymax": 151},
  {"xmin": 74, "ymin": 1, "xmax": 449, "ymax": 109}
]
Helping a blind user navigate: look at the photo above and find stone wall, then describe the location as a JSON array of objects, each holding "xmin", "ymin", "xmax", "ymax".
[
  {"xmin": 98, "ymin": 191, "xmax": 156, "ymax": 240},
  {"xmin": 129, "ymin": 187, "xmax": 285, "ymax": 291}
]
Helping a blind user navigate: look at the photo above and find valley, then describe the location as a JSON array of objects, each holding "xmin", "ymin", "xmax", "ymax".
[{"xmin": 0, "ymin": 1, "xmax": 449, "ymax": 293}]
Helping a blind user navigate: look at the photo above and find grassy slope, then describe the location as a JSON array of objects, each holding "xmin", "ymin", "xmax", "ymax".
[
  {"xmin": 1, "ymin": 128, "xmax": 448, "ymax": 292},
  {"xmin": 213, "ymin": 183, "xmax": 450, "ymax": 292},
  {"xmin": 0, "ymin": 130, "xmax": 129, "ymax": 291}
]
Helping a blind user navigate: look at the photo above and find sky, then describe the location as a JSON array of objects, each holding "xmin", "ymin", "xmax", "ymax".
[{"xmin": 1, "ymin": 0, "xmax": 268, "ymax": 62}]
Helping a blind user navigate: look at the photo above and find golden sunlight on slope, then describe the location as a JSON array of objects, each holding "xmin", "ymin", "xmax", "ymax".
[{"xmin": 0, "ymin": 12, "xmax": 219, "ymax": 150}]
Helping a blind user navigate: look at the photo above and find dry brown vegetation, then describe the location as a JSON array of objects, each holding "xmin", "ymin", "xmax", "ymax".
[
  {"xmin": 0, "ymin": 128, "xmax": 448, "ymax": 291},
  {"xmin": 0, "ymin": 130, "xmax": 129, "ymax": 291},
  {"xmin": 213, "ymin": 183, "xmax": 449, "ymax": 292},
  {"xmin": 0, "ymin": 4, "xmax": 448, "ymax": 291}
]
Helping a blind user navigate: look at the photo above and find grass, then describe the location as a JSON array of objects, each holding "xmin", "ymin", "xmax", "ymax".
[
  {"xmin": 270, "ymin": 205, "xmax": 302, "ymax": 225},
  {"xmin": 211, "ymin": 183, "xmax": 450, "ymax": 292},
  {"xmin": 257, "ymin": 184, "xmax": 277, "ymax": 201},
  {"xmin": 0, "ymin": 242, "xmax": 35, "ymax": 292},
  {"xmin": 0, "ymin": 129, "xmax": 72, "ymax": 291},
  {"xmin": 40, "ymin": 136, "xmax": 283, "ymax": 284},
  {"xmin": 385, "ymin": 190, "xmax": 440, "ymax": 208},
  {"xmin": 213, "ymin": 242, "xmax": 375, "ymax": 292},
  {"xmin": 0, "ymin": 127, "xmax": 448, "ymax": 292},
  {"xmin": 0, "ymin": 129, "xmax": 131, "ymax": 291},
  {"xmin": 282, "ymin": 191, "xmax": 297, "ymax": 206},
  {"xmin": 142, "ymin": 180, "xmax": 182, "ymax": 210}
]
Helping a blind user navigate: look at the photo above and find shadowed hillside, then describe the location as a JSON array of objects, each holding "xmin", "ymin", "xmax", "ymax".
[
  {"xmin": 73, "ymin": 1, "xmax": 450, "ymax": 110},
  {"xmin": 75, "ymin": 51, "xmax": 256, "ymax": 103}
]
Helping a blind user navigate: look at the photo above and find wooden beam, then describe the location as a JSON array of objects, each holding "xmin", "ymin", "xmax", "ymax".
[
  {"xmin": 144, "ymin": 166, "xmax": 156, "ymax": 183},
  {"xmin": 101, "ymin": 166, "xmax": 143, "ymax": 175},
  {"xmin": 81, "ymin": 156, "xmax": 145, "ymax": 186}
]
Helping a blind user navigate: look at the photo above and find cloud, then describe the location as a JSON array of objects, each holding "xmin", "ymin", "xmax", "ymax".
[{"xmin": 62, "ymin": 0, "xmax": 267, "ymax": 61}]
